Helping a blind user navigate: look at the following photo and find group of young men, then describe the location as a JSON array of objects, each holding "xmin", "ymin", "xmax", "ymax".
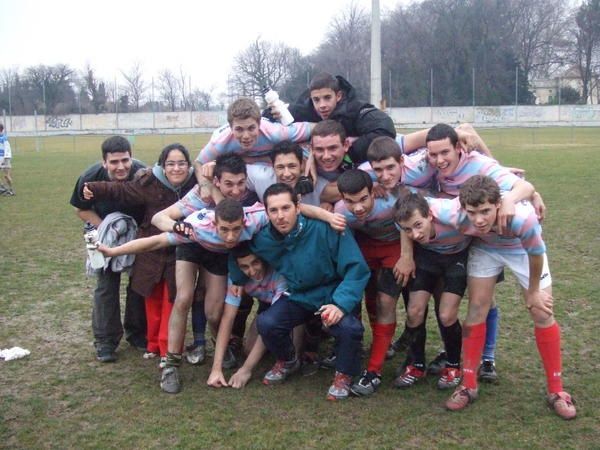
[{"xmin": 71, "ymin": 72, "xmax": 576, "ymax": 420}]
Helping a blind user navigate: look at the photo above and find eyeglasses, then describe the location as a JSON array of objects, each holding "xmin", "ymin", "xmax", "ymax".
[{"xmin": 164, "ymin": 161, "xmax": 189, "ymax": 168}]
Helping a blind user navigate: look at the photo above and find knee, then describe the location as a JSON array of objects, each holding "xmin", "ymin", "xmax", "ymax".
[
  {"xmin": 256, "ymin": 311, "xmax": 276, "ymax": 336},
  {"xmin": 407, "ymin": 304, "xmax": 425, "ymax": 326},
  {"xmin": 337, "ymin": 315, "xmax": 364, "ymax": 340},
  {"xmin": 439, "ymin": 309, "xmax": 457, "ymax": 327}
]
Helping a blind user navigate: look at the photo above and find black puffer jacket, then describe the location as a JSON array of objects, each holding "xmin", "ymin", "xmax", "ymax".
[{"xmin": 265, "ymin": 76, "xmax": 396, "ymax": 164}]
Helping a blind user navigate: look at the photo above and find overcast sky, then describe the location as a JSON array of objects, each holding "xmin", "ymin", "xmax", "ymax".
[{"xmin": 1, "ymin": 0, "xmax": 408, "ymax": 96}]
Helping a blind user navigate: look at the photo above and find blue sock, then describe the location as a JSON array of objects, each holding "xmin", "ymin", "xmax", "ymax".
[
  {"xmin": 482, "ymin": 306, "xmax": 499, "ymax": 361},
  {"xmin": 191, "ymin": 300, "xmax": 206, "ymax": 346}
]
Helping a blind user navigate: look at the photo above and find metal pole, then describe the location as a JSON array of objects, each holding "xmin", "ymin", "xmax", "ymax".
[
  {"xmin": 515, "ymin": 65, "xmax": 518, "ymax": 107},
  {"xmin": 370, "ymin": 0, "xmax": 382, "ymax": 107},
  {"xmin": 558, "ymin": 77, "xmax": 562, "ymax": 121},
  {"xmin": 152, "ymin": 77, "xmax": 156, "ymax": 129},
  {"xmin": 430, "ymin": 68, "xmax": 434, "ymax": 106},
  {"xmin": 7, "ymin": 79, "xmax": 12, "ymax": 130},
  {"xmin": 42, "ymin": 81, "xmax": 46, "ymax": 114},
  {"xmin": 388, "ymin": 69, "xmax": 392, "ymax": 108},
  {"xmin": 472, "ymin": 67, "xmax": 475, "ymax": 107}
]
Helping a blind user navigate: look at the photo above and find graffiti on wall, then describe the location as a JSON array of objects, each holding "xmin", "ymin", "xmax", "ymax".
[{"xmin": 46, "ymin": 116, "xmax": 73, "ymax": 129}]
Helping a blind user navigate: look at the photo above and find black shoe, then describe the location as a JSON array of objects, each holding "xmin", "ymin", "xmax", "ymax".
[
  {"xmin": 300, "ymin": 352, "xmax": 320, "ymax": 377},
  {"xmin": 427, "ymin": 351, "xmax": 448, "ymax": 376},
  {"xmin": 96, "ymin": 347, "xmax": 117, "ymax": 363},
  {"xmin": 478, "ymin": 360, "xmax": 498, "ymax": 383}
]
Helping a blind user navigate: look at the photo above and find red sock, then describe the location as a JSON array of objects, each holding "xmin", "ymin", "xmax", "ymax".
[
  {"xmin": 367, "ymin": 322, "xmax": 396, "ymax": 374},
  {"xmin": 535, "ymin": 322, "xmax": 563, "ymax": 394},
  {"xmin": 462, "ymin": 322, "xmax": 486, "ymax": 389}
]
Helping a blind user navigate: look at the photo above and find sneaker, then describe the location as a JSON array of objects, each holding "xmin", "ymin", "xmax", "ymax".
[
  {"xmin": 327, "ymin": 371, "xmax": 352, "ymax": 401},
  {"xmin": 160, "ymin": 366, "xmax": 181, "ymax": 394},
  {"xmin": 350, "ymin": 370, "xmax": 382, "ymax": 397},
  {"xmin": 158, "ymin": 357, "xmax": 167, "ymax": 369},
  {"xmin": 445, "ymin": 385, "xmax": 478, "ymax": 411},
  {"xmin": 395, "ymin": 354, "xmax": 413, "ymax": 377},
  {"xmin": 96, "ymin": 347, "xmax": 117, "ymax": 363},
  {"xmin": 547, "ymin": 392, "xmax": 577, "ymax": 420},
  {"xmin": 263, "ymin": 358, "xmax": 301, "ymax": 385},
  {"xmin": 185, "ymin": 343, "xmax": 206, "ymax": 365},
  {"xmin": 437, "ymin": 367, "xmax": 462, "ymax": 390},
  {"xmin": 300, "ymin": 352, "xmax": 320, "ymax": 377},
  {"xmin": 427, "ymin": 351, "xmax": 448, "ymax": 375},
  {"xmin": 394, "ymin": 365, "xmax": 426, "ymax": 389},
  {"xmin": 478, "ymin": 360, "xmax": 498, "ymax": 383},
  {"xmin": 222, "ymin": 345, "xmax": 238, "ymax": 370},
  {"xmin": 391, "ymin": 329, "xmax": 410, "ymax": 353},
  {"xmin": 143, "ymin": 351, "xmax": 159, "ymax": 359},
  {"xmin": 320, "ymin": 351, "xmax": 337, "ymax": 369}
]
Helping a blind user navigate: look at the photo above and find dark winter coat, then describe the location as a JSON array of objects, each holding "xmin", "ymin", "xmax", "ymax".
[{"xmin": 85, "ymin": 167, "xmax": 196, "ymax": 300}]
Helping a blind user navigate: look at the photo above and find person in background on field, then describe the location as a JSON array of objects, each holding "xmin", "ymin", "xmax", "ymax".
[{"xmin": 0, "ymin": 123, "xmax": 15, "ymax": 196}]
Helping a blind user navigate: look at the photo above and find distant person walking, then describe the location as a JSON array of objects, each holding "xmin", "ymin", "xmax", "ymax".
[{"xmin": 0, "ymin": 124, "xmax": 14, "ymax": 196}]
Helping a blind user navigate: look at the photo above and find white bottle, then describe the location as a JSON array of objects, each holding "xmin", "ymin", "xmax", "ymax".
[
  {"xmin": 263, "ymin": 88, "xmax": 294, "ymax": 126},
  {"xmin": 84, "ymin": 225, "xmax": 105, "ymax": 270}
]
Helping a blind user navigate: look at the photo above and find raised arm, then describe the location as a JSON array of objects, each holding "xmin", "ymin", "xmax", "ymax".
[{"xmin": 97, "ymin": 233, "xmax": 171, "ymax": 257}]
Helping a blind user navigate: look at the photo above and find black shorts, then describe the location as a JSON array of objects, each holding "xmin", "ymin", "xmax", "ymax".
[
  {"xmin": 375, "ymin": 267, "xmax": 403, "ymax": 299},
  {"xmin": 175, "ymin": 242, "xmax": 228, "ymax": 276},
  {"xmin": 409, "ymin": 246, "xmax": 468, "ymax": 297}
]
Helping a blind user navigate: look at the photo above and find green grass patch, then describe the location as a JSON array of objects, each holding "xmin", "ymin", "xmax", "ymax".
[{"xmin": 1, "ymin": 128, "xmax": 598, "ymax": 448}]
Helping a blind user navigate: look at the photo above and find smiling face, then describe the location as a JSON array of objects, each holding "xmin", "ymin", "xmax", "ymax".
[
  {"xmin": 273, "ymin": 153, "xmax": 302, "ymax": 187},
  {"xmin": 214, "ymin": 217, "xmax": 245, "ymax": 248},
  {"xmin": 310, "ymin": 87, "xmax": 342, "ymax": 120},
  {"xmin": 398, "ymin": 210, "xmax": 434, "ymax": 244},
  {"xmin": 236, "ymin": 253, "xmax": 266, "ymax": 281},
  {"xmin": 311, "ymin": 134, "xmax": 348, "ymax": 173},
  {"xmin": 370, "ymin": 156, "xmax": 403, "ymax": 190},
  {"xmin": 163, "ymin": 149, "xmax": 189, "ymax": 186},
  {"xmin": 231, "ymin": 117, "xmax": 260, "ymax": 150},
  {"xmin": 265, "ymin": 192, "xmax": 299, "ymax": 235},
  {"xmin": 341, "ymin": 187, "xmax": 375, "ymax": 221},
  {"xmin": 426, "ymin": 137, "xmax": 461, "ymax": 177},
  {"xmin": 215, "ymin": 171, "xmax": 247, "ymax": 201},
  {"xmin": 464, "ymin": 200, "xmax": 500, "ymax": 234},
  {"xmin": 103, "ymin": 151, "xmax": 132, "ymax": 181}
]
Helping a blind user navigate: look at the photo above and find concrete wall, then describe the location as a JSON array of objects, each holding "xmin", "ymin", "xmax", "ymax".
[{"xmin": 4, "ymin": 105, "xmax": 600, "ymax": 136}]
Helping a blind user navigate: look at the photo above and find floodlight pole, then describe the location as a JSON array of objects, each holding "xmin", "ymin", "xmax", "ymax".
[{"xmin": 370, "ymin": 0, "xmax": 382, "ymax": 108}]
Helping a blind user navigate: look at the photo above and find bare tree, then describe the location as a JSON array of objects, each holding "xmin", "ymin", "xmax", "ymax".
[
  {"xmin": 230, "ymin": 37, "xmax": 303, "ymax": 100},
  {"xmin": 121, "ymin": 62, "xmax": 146, "ymax": 112},
  {"xmin": 177, "ymin": 67, "xmax": 191, "ymax": 110},
  {"xmin": 158, "ymin": 69, "xmax": 179, "ymax": 112},
  {"xmin": 189, "ymin": 88, "xmax": 213, "ymax": 111},
  {"xmin": 570, "ymin": 0, "xmax": 600, "ymax": 102}
]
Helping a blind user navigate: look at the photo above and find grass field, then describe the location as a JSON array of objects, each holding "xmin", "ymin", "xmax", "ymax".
[{"xmin": 1, "ymin": 128, "xmax": 599, "ymax": 449}]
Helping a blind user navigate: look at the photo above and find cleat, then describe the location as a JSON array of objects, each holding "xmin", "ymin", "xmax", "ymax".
[
  {"xmin": 185, "ymin": 343, "xmax": 206, "ymax": 365},
  {"xmin": 300, "ymin": 352, "xmax": 320, "ymax": 377},
  {"xmin": 143, "ymin": 351, "xmax": 159, "ymax": 360},
  {"xmin": 96, "ymin": 347, "xmax": 117, "ymax": 363},
  {"xmin": 478, "ymin": 360, "xmax": 498, "ymax": 383},
  {"xmin": 263, "ymin": 358, "xmax": 300, "ymax": 385},
  {"xmin": 327, "ymin": 372, "xmax": 352, "ymax": 401},
  {"xmin": 446, "ymin": 385, "xmax": 478, "ymax": 411},
  {"xmin": 394, "ymin": 365, "xmax": 426, "ymax": 389},
  {"xmin": 222, "ymin": 345, "xmax": 238, "ymax": 370},
  {"xmin": 158, "ymin": 357, "xmax": 167, "ymax": 369},
  {"xmin": 160, "ymin": 366, "xmax": 181, "ymax": 394},
  {"xmin": 320, "ymin": 351, "xmax": 337, "ymax": 369},
  {"xmin": 547, "ymin": 392, "xmax": 576, "ymax": 420},
  {"xmin": 350, "ymin": 370, "xmax": 382, "ymax": 397},
  {"xmin": 427, "ymin": 351, "xmax": 448, "ymax": 375},
  {"xmin": 437, "ymin": 367, "xmax": 462, "ymax": 390}
]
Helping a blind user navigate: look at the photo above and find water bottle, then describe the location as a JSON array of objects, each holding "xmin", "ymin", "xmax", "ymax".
[
  {"xmin": 84, "ymin": 223, "xmax": 105, "ymax": 270},
  {"xmin": 263, "ymin": 87, "xmax": 294, "ymax": 126}
]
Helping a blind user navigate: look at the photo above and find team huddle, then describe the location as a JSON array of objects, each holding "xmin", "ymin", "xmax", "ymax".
[{"xmin": 70, "ymin": 73, "xmax": 576, "ymax": 420}]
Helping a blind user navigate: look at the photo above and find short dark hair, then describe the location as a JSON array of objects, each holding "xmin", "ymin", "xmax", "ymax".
[
  {"xmin": 263, "ymin": 183, "xmax": 298, "ymax": 209},
  {"xmin": 101, "ymin": 136, "xmax": 131, "ymax": 160},
  {"xmin": 337, "ymin": 169, "xmax": 373, "ymax": 195},
  {"xmin": 269, "ymin": 140, "xmax": 303, "ymax": 165},
  {"xmin": 367, "ymin": 136, "xmax": 402, "ymax": 163},
  {"xmin": 459, "ymin": 175, "xmax": 501, "ymax": 208},
  {"xmin": 214, "ymin": 153, "xmax": 247, "ymax": 179},
  {"xmin": 394, "ymin": 192, "xmax": 430, "ymax": 224},
  {"xmin": 230, "ymin": 241, "xmax": 254, "ymax": 260},
  {"xmin": 309, "ymin": 72, "xmax": 340, "ymax": 93},
  {"xmin": 311, "ymin": 119, "xmax": 346, "ymax": 142},
  {"xmin": 426, "ymin": 123, "xmax": 458, "ymax": 147},
  {"xmin": 214, "ymin": 198, "xmax": 244, "ymax": 223},
  {"xmin": 157, "ymin": 143, "xmax": 191, "ymax": 168}
]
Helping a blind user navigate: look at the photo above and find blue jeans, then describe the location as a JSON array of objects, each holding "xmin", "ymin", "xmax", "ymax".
[{"xmin": 257, "ymin": 297, "xmax": 364, "ymax": 376}]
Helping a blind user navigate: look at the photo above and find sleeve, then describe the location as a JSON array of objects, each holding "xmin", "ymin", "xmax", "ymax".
[
  {"xmin": 86, "ymin": 179, "xmax": 147, "ymax": 205},
  {"xmin": 329, "ymin": 226, "xmax": 370, "ymax": 314},
  {"xmin": 270, "ymin": 272, "xmax": 288, "ymax": 304},
  {"xmin": 165, "ymin": 231, "xmax": 193, "ymax": 246},
  {"xmin": 484, "ymin": 163, "xmax": 520, "ymax": 192},
  {"xmin": 261, "ymin": 120, "xmax": 312, "ymax": 144},
  {"xmin": 224, "ymin": 277, "xmax": 243, "ymax": 307},
  {"xmin": 70, "ymin": 171, "xmax": 95, "ymax": 210},
  {"xmin": 4, "ymin": 140, "xmax": 11, "ymax": 158},
  {"xmin": 347, "ymin": 107, "xmax": 396, "ymax": 164},
  {"xmin": 513, "ymin": 207, "xmax": 546, "ymax": 255},
  {"xmin": 196, "ymin": 125, "xmax": 232, "ymax": 164},
  {"xmin": 176, "ymin": 186, "xmax": 208, "ymax": 217}
]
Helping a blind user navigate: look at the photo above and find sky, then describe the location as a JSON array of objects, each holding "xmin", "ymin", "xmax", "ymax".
[{"xmin": 0, "ymin": 0, "xmax": 408, "ymax": 97}]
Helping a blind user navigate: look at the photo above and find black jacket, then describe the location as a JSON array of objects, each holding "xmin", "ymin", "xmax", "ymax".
[{"xmin": 264, "ymin": 76, "xmax": 396, "ymax": 164}]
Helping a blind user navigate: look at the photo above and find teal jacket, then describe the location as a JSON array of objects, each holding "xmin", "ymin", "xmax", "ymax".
[{"xmin": 230, "ymin": 215, "xmax": 370, "ymax": 315}]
